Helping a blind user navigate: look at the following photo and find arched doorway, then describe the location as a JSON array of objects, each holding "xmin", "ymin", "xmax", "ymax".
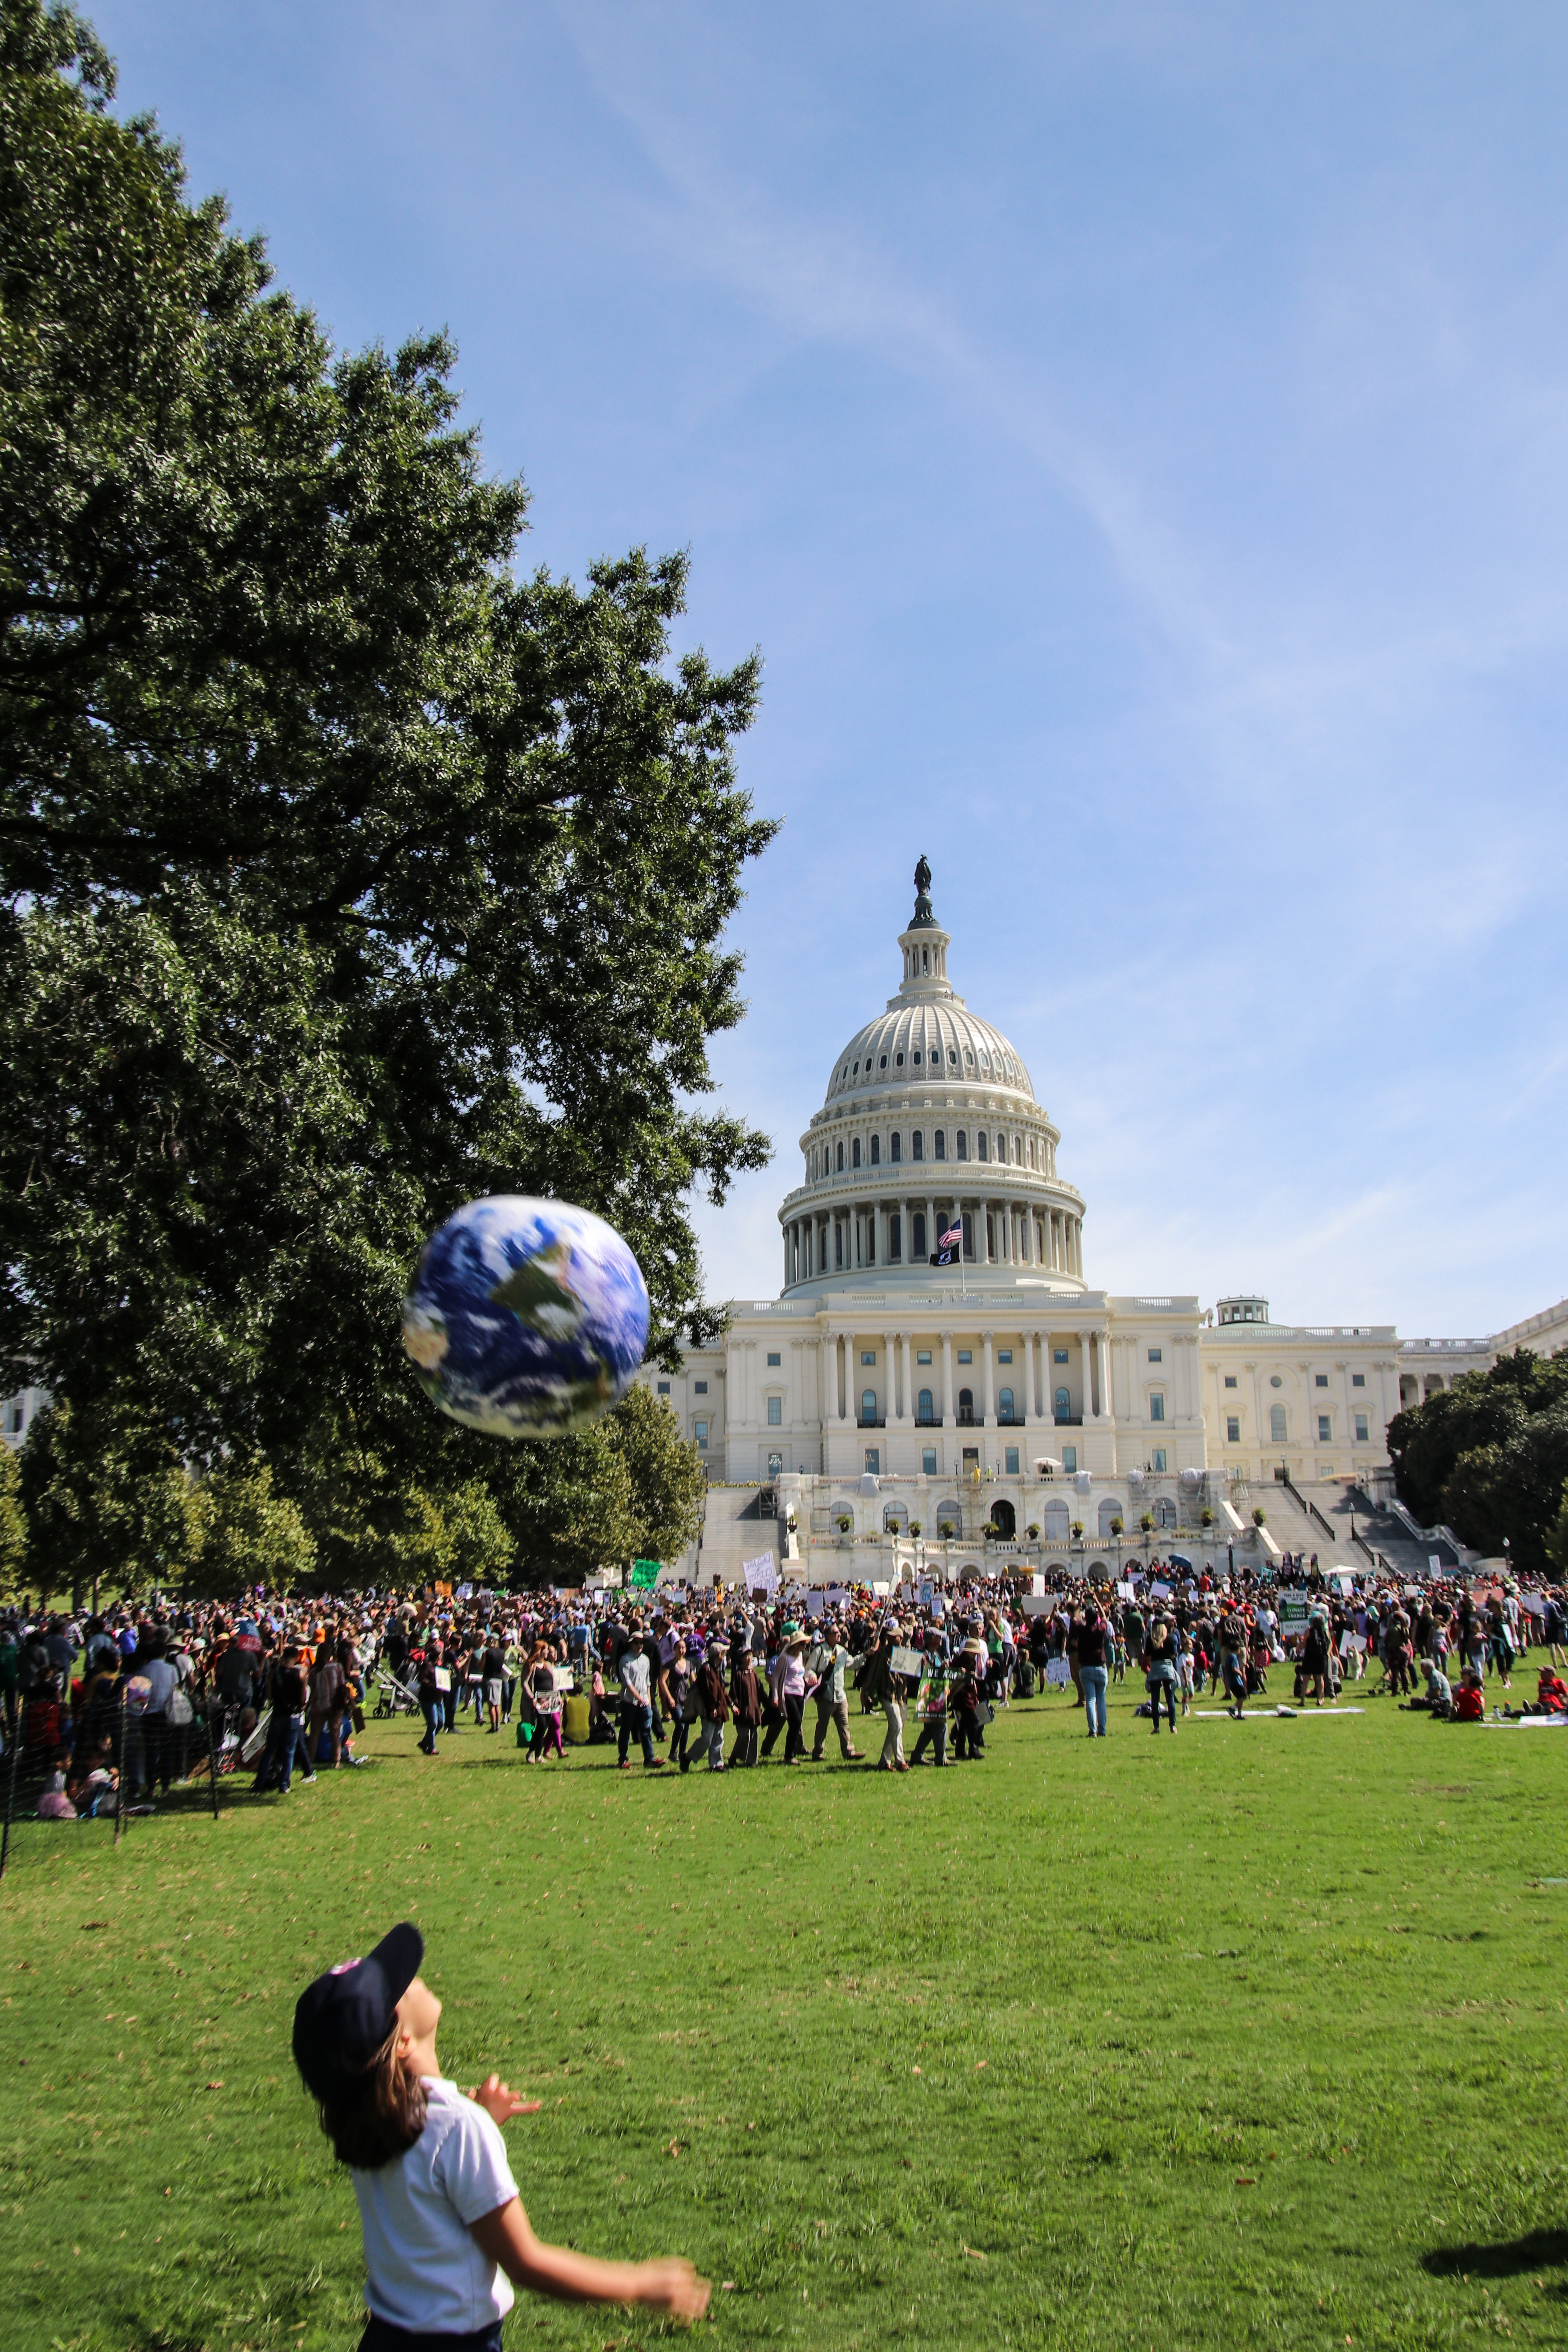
[
  {"xmin": 958, "ymin": 1388, "xmax": 975, "ymax": 1426},
  {"xmin": 990, "ymin": 1499, "xmax": 1016, "ymax": 1538}
]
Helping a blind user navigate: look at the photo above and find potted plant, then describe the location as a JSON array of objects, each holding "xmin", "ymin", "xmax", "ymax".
[
  {"xmin": 1252, "ymin": 1505, "xmax": 1267, "ymax": 1527},
  {"xmin": 1140, "ymin": 1512, "xmax": 1154, "ymax": 1534},
  {"xmin": 1026, "ymin": 1522, "xmax": 1040, "ymax": 1541},
  {"xmin": 1109, "ymin": 1515, "xmax": 1124, "ymax": 1537},
  {"xmin": 984, "ymin": 1521, "xmax": 1000, "ymax": 1541},
  {"xmin": 938, "ymin": 1520, "xmax": 957, "ymax": 1540},
  {"xmin": 1070, "ymin": 1519, "xmax": 1084, "ymax": 1540},
  {"xmin": 909, "ymin": 1520, "xmax": 923, "ymax": 1537},
  {"xmin": 836, "ymin": 1514, "xmax": 853, "ymax": 1535},
  {"xmin": 1200, "ymin": 1506, "xmax": 1213, "ymax": 1528}
]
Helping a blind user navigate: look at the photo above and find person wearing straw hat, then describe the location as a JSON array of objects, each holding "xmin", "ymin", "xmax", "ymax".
[
  {"xmin": 765, "ymin": 1622, "xmax": 812, "ymax": 1764},
  {"xmin": 292, "ymin": 1922, "xmax": 708, "ymax": 2349}
]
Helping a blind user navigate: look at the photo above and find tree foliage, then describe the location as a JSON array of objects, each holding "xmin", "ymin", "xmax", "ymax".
[
  {"xmin": 0, "ymin": 1442, "xmax": 24, "ymax": 1596},
  {"xmin": 185, "ymin": 1458, "xmax": 316, "ymax": 1600},
  {"xmin": 18, "ymin": 1395, "xmax": 202, "ymax": 1604},
  {"xmin": 1387, "ymin": 1348, "xmax": 1568, "ymax": 1572},
  {"xmin": 0, "ymin": 0, "xmax": 773, "ymax": 1472}
]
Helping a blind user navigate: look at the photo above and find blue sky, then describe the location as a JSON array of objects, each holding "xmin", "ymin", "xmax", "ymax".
[{"xmin": 91, "ymin": 1, "xmax": 1568, "ymax": 1337}]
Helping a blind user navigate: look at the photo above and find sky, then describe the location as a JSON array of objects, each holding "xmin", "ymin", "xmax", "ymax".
[{"xmin": 89, "ymin": 0, "xmax": 1568, "ymax": 1339}]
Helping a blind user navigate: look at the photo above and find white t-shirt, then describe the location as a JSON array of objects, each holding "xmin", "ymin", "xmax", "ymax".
[
  {"xmin": 353, "ymin": 2076, "xmax": 519, "ymax": 2332},
  {"xmin": 619, "ymin": 1650, "xmax": 651, "ymax": 1704}
]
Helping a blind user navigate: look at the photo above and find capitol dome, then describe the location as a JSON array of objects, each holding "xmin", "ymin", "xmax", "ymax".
[{"xmin": 775, "ymin": 861, "xmax": 1086, "ymax": 1297}]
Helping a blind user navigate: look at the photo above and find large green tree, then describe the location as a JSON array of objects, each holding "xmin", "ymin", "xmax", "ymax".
[
  {"xmin": 1387, "ymin": 1347, "xmax": 1568, "ymax": 1573},
  {"xmin": 0, "ymin": 0, "xmax": 772, "ymax": 1469}
]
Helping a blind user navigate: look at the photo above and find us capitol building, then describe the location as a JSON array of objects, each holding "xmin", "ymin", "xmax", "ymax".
[{"xmin": 633, "ymin": 860, "xmax": 1568, "ymax": 1585}]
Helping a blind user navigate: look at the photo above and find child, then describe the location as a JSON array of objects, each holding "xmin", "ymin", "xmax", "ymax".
[{"xmin": 293, "ymin": 1923, "xmax": 708, "ymax": 2351}]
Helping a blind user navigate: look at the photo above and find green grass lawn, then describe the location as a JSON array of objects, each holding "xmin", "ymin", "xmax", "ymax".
[{"xmin": 2, "ymin": 1688, "xmax": 1567, "ymax": 2352}]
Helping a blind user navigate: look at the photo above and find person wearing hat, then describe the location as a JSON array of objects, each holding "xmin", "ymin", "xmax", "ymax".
[
  {"xmin": 292, "ymin": 1923, "xmax": 708, "ymax": 2348},
  {"xmin": 764, "ymin": 1623, "xmax": 811, "ymax": 1763},
  {"xmin": 807, "ymin": 1628, "xmax": 864, "ymax": 1764},
  {"xmin": 860, "ymin": 1623, "xmax": 909, "ymax": 1771},
  {"xmin": 728, "ymin": 1634, "xmax": 762, "ymax": 1766}
]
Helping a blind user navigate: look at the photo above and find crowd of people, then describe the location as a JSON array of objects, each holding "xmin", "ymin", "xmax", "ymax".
[{"xmin": 2, "ymin": 1553, "xmax": 1563, "ymax": 1822}]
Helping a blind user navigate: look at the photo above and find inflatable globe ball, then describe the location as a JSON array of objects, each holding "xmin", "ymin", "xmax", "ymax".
[{"xmin": 401, "ymin": 1196, "xmax": 651, "ymax": 1438}]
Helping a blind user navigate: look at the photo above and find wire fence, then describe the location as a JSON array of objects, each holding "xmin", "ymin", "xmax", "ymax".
[{"xmin": 0, "ymin": 1679, "xmax": 225, "ymax": 1880}]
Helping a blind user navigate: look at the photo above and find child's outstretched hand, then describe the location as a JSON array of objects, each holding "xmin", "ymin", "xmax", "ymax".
[
  {"xmin": 640, "ymin": 2259, "xmax": 711, "ymax": 2323},
  {"xmin": 468, "ymin": 2074, "xmax": 541, "ymax": 2123}
]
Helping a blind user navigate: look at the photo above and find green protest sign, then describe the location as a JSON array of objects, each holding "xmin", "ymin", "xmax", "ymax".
[{"xmin": 630, "ymin": 1559, "xmax": 662, "ymax": 1590}]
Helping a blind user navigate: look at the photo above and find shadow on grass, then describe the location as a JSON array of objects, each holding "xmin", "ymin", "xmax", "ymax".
[{"xmin": 1421, "ymin": 2229, "xmax": 1568, "ymax": 2279}]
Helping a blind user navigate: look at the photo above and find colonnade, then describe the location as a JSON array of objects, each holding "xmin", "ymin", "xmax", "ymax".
[
  {"xmin": 818, "ymin": 1325, "xmax": 1111, "ymax": 1428},
  {"xmin": 783, "ymin": 1196, "xmax": 1083, "ymax": 1288}
]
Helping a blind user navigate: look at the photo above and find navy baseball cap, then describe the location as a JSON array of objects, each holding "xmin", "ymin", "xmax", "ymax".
[{"xmin": 292, "ymin": 1921, "xmax": 424, "ymax": 2101}]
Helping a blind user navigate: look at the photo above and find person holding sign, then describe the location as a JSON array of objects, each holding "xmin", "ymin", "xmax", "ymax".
[{"xmin": 808, "ymin": 1633, "xmax": 864, "ymax": 1762}]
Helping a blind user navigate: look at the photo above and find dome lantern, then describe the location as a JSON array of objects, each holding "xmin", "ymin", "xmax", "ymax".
[{"xmin": 898, "ymin": 855, "xmax": 952, "ymax": 996}]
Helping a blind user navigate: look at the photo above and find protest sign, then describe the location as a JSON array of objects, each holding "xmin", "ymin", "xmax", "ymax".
[
  {"xmin": 892, "ymin": 1646, "xmax": 924, "ymax": 1678},
  {"xmin": 630, "ymin": 1558, "xmax": 662, "ymax": 1590},
  {"xmin": 1278, "ymin": 1594, "xmax": 1310, "ymax": 1632},
  {"xmin": 1117, "ymin": 1580, "xmax": 1134, "ymax": 1599},
  {"xmin": 826, "ymin": 1587, "xmax": 849, "ymax": 1610},
  {"xmin": 743, "ymin": 1553, "xmax": 777, "ymax": 1597},
  {"xmin": 1044, "ymin": 1656, "xmax": 1071, "ymax": 1686},
  {"xmin": 806, "ymin": 1589, "xmax": 826, "ymax": 1617}
]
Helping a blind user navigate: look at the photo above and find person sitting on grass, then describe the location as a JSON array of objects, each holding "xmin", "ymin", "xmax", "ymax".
[
  {"xmin": 1452, "ymin": 1666, "xmax": 1486, "ymax": 1722},
  {"xmin": 1506, "ymin": 1666, "xmax": 1568, "ymax": 1719},
  {"xmin": 1403, "ymin": 1659, "xmax": 1454, "ymax": 1720},
  {"xmin": 292, "ymin": 1922, "xmax": 708, "ymax": 2352}
]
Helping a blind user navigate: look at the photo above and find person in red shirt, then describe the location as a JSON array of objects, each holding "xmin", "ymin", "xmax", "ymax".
[{"xmin": 1452, "ymin": 1669, "xmax": 1485, "ymax": 1722}]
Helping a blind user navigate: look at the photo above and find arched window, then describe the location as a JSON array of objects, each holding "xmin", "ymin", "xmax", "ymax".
[
  {"xmin": 962, "ymin": 1210, "xmax": 973, "ymax": 1258},
  {"xmin": 977, "ymin": 1130, "xmax": 988, "ymax": 1161},
  {"xmin": 915, "ymin": 1387, "xmax": 934, "ymax": 1425},
  {"xmin": 912, "ymin": 1211, "xmax": 927, "ymax": 1259},
  {"xmin": 836, "ymin": 1141, "xmax": 844, "ymax": 1172},
  {"xmin": 1270, "ymin": 1404, "xmax": 1287, "ymax": 1443},
  {"xmin": 890, "ymin": 1131, "xmax": 902, "ymax": 1163},
  {"xmin": 1044, "ymin": 1498, "xmax": 1069, "ymax": 1541},
  {"xmin": 912, "ymin": 1130, "xmax": 924, "ymax": 1161},
  {"xmin": 998, "ymin": 1134, "xmax": 1007, "ymax": 1161},
  {"xmin": 1097, "ymin": 1497, "xmax": 1121, "ymax": 1537},
  {"xmin": 869, "ymin": 1134, "xmax": 880, "ymax": 1166},
  {"xmin": 998, "ymin": 1386, "xmax": 1014, "ymax": 1423},
  {"xmin": 889, "ymin": 1213, "xmax": 902, "ymax": 1261},
  {"xmin": 934, "ymin": 1129, "xmax": 947, "ymax": 1160},
  {"xmin": 958, "ymin": 1388, "xmax": 975, "ymax": 1426},
  {"xmin": 1054, "ymin": 1385, "xmax": 1071, "ymax": 1421},
  {"xmin": 922, "ymin": 946, "xmax": 929, "ymax": 973},
  {"xmin": 956, "ymin": 1130, "xmax": 969, "ymax": 1160},
  {"xmin": 852, "ymin": 1136, "xmax": 861, "ymax": 1168},
  {"xmin": 860, "ymin": 1388, "xmax": 878, "ymax": 1424}
]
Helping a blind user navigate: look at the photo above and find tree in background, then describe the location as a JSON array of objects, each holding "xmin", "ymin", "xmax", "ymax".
[
  {"xmin": 1387, "ymin": 1348, "xmax": 1568, "ymax": 1573},
  {"xmin": 601, "ymin": 1383, "xmax": 707, "ymax": 1572},
  {"xmin": 0, "ymin": 1445, "xmax": 24, "ymax": 1596},
  {"xmin": 18, "ymin": 1398, "xmax": 203, "ymax": 1607},
  {"xmin": 184, "ymin": 1459, "xmax": 316, "ymax": 1601},
  {"xmin": 0, "ymin": 1, "xmax": 772, "ymax": 1483}
]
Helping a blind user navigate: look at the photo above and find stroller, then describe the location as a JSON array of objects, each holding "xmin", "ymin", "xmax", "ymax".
[{"xmin": 372, "ymin": 1668, "xmax": 422, "ymax": 1720}]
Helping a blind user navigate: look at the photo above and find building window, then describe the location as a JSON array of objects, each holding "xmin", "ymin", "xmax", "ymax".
[
  {"xmin": 957, "ymin": 1388, "xmax": 975, "ymax": 1425},
  {"xmin": 913, "ymin": 1213, "xmax": 927, "ymax": 1258},
  {"xmin": 862, "ymin": 1350, "xmax": 877, "ymax": 1366},
  {"xmin": 1355, "ymin": 1413, "xmax": 1369, "ymax": 1442},
  {"xmin": 956, "ymin": 1130, "xmax": 969, "ymax": 1161},
  {"xmin": 1150, "ymin": 1393, "xmax": 1165, "ymax": 1422},
  {"xmin": 891, "ymin": 1132, "xmax": 902, "ymax": 1163},
  {"xmin": 998, "ymin": 1134, "xmax": 1007, "ymax": 1161},
  {"xmin": 1314, "ymin": 1373, "xmax": 1328, "ymax": 1388},
  {"xmin": 1352, "ymin": 1372, "xmax": 1366, "ymax": 1388},
  {"xmin": 1226, "ymin": 1415, "xmax": 1240, "ymax": 1443},
  {"xmin": 767, "ymin": 1451, "xmax": 782, "ymax": 1478},
  {"xmin": 766, "ymin": 1352, "xmax": 781, "ymax": 1367},
  {"xmin": 835, "ymin": 1224, "xmax": 844, "ymax": 1269},
  {"xmin": 870, "ymin": 1134, "xmax": 880, "ymax": 1166},
  {"xmin": 1054, "ymin": 1348, "xmax": 1069, "ymax": 1365},
  {"xmin": 767, "ymin": 1396, "xmax": 782, "ymax": 1426},
  {"xmin": 895, "ymin": 1051, "xmax": 904, "ymax": 1067},
  {"xmin": 836, "ymin": 1141, "xmax": 844, "ymax": 1171},
  {"xmin": 852, "ymin": 1137, "xmax": 861, "ymax": 1169},
  {"xmin": 977, "ymin": 1130, "xmax": 988, "ymax": 1161},
  {"xmin": 958, "ymin": 1349, "xmax": 972, "ymax": 1365},
  {"xmin": 657, "ymin": 1380, "xmax": 670, "ymax": 1395},
  {"xmin": 998, "ymin": 1348, "xmax": 1012, "ymax": 1364},
  {"xmin": 1005, "ymin": 1446, "xmax": 1020, "ymax": 1475},
  {"xmin": 1148, "ymin": 1347, "xmax": 1162, "ymax": 1363},
  {"xmin": 1317, "ymin": 1414, "xmax": 1331, "ymax": 1442},
  {"xmin": 1151, "ymin": 1448, "xmax": 1167, "ymax": 1474},
  {"xmin": 917, "ymin": 1349, "xmax": 931, "ymax": 1365},
  {"xmin": 934, "ymin": 1129, "xmax": 946, "ymax": 1160},
  {"xmin": 1223, "ymin": 1374, "xmax": 1238, "ymax": 1389},
  {"xmin": 1270, "ymin": 1375, "xmax": 1282, "ymax": 1387},
  {"xmin": 1054, "ymin": 1386, "xmax": 1071, "ymax": 1420},
  {"xmin": 962, "ymin": 1211, "xmax": 973, "ymax": 1258},
  {"xmin": 694, "ymin": 1420, "xmax": 708, "ymax": 1448},
  {"xmin": 922, "ymin": 1446, "xmax": 937, "ymax": 1475},
  {"xmin": 998, "ymin": 1387, "xmax": 1014, "ymax": 1422},
  {"xmin": 889, "ymin": 1214, "xmax": 902, "ymax": 1262},
  {"xmin": 864, "ymin": 1448, "xmax": 880, "ymax": 1474},
  {"xmin": 879, "ymin": 1054, "xmax": 887, "ymax": 1069},
  {"xmin": 1062, "ymin": 1446, "xmax": 1077, "ymax": 1473},
  {"xmin": 860, "ymin": 1389, "xmax": 877, "ymax": 1423},
  {"xmin": 695, "ymin": 1380, "xmax": 708, "ymax": 1394},
  {"xmin": 917, "ymin": 1388, "xmax": 935, "ymax": 1424},
  {"xmin": 1270, "ymin": 1405, "xmax": 1287, "ymax": 1443}
]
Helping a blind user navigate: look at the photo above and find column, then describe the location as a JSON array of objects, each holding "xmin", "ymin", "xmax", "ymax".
[
  {"xmin": 884, "ymin": 1331, "xmax": 899, "ymax": 1423},
  {"xmin": 1078, "ymin": 1330, "xmax": 1094, "ymax": 1419},
  {"xmin": 1098, "ymin": 1330, "xmax": 1113, "ymax": 1421},
  {"xmin": 941, "ymin": 1331, "xmax": 955, "ymax": 1422},
  {"xmin": 900, "ymin": 1332, "xmax": 913, "ymax": 1424},
  {"xmin": 925, "ymin": 1195, "xmax": 935, "ymax": 1267},
  {"xmin": 843, "ymin": 1332, "xmax": 855, "ymax": 1421},
  {"xmin": 981, "ymin": 1331, "xmax": 995, "ymax": 1426},
  {"xmin": 1034, "ymin": 1332, "xmax": 1045, "ymax": 1420}
]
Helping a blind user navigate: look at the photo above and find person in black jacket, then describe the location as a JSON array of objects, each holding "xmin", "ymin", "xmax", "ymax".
[{"xmin": 256, "ymin": 1645, "xmax": 316, "ymax": 1793}]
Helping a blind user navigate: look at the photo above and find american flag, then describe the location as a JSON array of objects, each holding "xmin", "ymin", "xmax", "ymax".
[{"xmin": 938, "ymin": 1222, "xmax": 962, "ymax": 1250}]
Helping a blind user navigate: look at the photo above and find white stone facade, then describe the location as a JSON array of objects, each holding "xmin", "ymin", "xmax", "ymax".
[{"xmin": 632, "ymin": 865, "xmax": 1565, "ymax": 1579}]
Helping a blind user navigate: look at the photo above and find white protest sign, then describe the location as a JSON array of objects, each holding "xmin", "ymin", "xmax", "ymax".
[
  {"xmin": 1151, "ymin": 1579, "xmax": 1171, "ymax": 1599},
  {"xmin": 1117, "ymin": 1581, "xmax": 1134, "ymax": 1599},
  {"xmin": 891, "ymin": 1646, "xmax": 924, "ymax": 1677},
  {"xmin": 1428, "ymin": 1554, "xmax": 1441, "ymax": 1574},
  {"xmin": 744, "ymin": 1553, "xmax": 777, "ymax": 1596},
  {"xmin": 805, "ymin": 1589, "xmax": 826, "ymax": 1617},
  {"xmin": 826, "ymin": 1587, "xmax": 849, "ymax": 1610}
]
